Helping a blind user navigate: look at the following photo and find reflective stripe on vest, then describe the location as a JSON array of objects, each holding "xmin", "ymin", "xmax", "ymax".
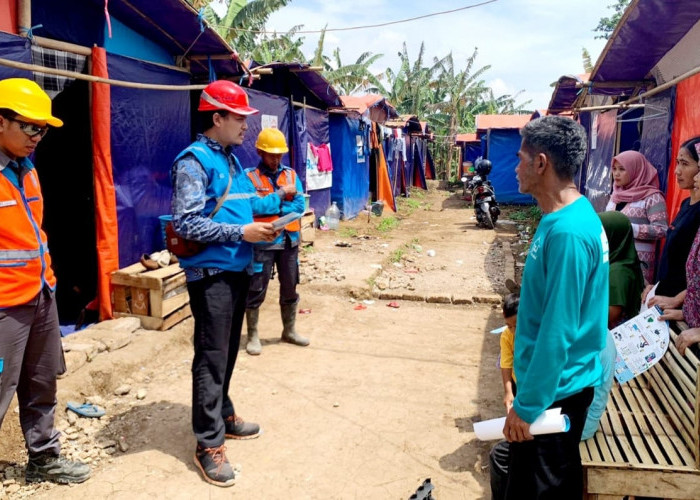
[
  {"xmin": 246, "ymin": 168, "xmax": 301, "ymax": 232},
  {"xmin": 0, "ymin": 167, "xmax": 56, "ymax": 307}
]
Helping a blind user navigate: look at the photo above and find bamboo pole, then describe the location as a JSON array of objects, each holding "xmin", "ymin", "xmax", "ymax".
[
  {"xmin": 17, "ymin": 0, "xmax": 30, "ymax": 36},
  {"xmin": 0, "ymin": 57, "xmax": 207, "ymax": 91}
]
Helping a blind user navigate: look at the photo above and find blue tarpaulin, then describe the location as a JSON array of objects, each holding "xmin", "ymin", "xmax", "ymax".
[
  {"xmin": 108, "ymin": 53, "xmax": 191, "ymax": 268},
  {"xmin": 585, "ymin": 110, "xmax": 617, "ymax": 212},
  {"xmin": 0, "ymin": 31, "xmax": 31, "ymax": 80},
  {"xmin": 486, "ymin": 129, "xmax": 534, "ymax": 204},
  {"xmin": 235, "ymin": 88, "xmax": 291, "ymax": 170},
  {"xmin": 329, "ymin": 114, "xmax": 370, "ymax": 219},
  {"xmin": 293, "ymin": 107, "xmax": 331, "ymax": 217}
]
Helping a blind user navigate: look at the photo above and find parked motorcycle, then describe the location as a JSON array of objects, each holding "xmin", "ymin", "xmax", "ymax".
[{"xmin": 462, "ymin": 159, "xmax": 500, "ymax": 229}]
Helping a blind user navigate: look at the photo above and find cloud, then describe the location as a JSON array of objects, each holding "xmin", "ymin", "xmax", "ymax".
[{"xmin": 263, "ymin": 0, "xmax": 612, "ymax": 109}]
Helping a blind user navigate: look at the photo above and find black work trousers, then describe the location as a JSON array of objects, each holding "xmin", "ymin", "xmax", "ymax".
[
  {"xmin": 188, "ymin": 271, "xmax": 250, "ymax": 448},
  {"xmin": 499, "ymin": 387, "xmax": 593, "ymax": 500},
  {"xmin": 246, "ymin": 244, "xmax": 299, "ymax": 310}
]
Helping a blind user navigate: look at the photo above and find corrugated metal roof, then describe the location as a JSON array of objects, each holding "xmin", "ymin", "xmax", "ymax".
[
  {"xmin": 455, "ymin": 133, "xmax": 479, "ymax": 143},
  {"xmin": 476, "ymin": 114, "xmax": 531, "ymax": 130}
]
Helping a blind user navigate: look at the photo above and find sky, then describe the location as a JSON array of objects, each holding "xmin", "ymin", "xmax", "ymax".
[{"xmin": 214, "ymin": 0, "xmax": 616, "ymax": 110}]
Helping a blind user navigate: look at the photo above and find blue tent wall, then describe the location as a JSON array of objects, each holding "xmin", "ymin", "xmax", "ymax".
[
  {"xmin": 0, "ymin": 31, "xmax": 31, "ymax": 80},
  {"xmin": 384, "ymin": 135, "xmax": 405, "ymax": 198},
  {"xmin": 293, "ymin": 107, "xmax": 331, "ymax": 217},
  {"xmin": 639, "ymin": 88, "xmax": 675, "ymax": 194},
  {"xmin": 104, "ymin": 17, "xmax": 173, "ymax": 65},
  {"xmin": 329, "ymin": 114, "xmax": 370, "ymax": 219},
  {"xmin": 108, "ymin": 53, "xmax": 191, "ymax": 268},
  {"xmin": 487, "ymin": 129, "xmax": 534, "ymax": 204},
  {"xmin": 585, "ymin": 110, "xmax": 617, "ymax": 212},
  {"xmin": 33, "ymin": 0, "xmax": 105, "ymax": 48},
  {"xmin": 235, "ymin": 88, "xmax": 290, "ymax": 170}
]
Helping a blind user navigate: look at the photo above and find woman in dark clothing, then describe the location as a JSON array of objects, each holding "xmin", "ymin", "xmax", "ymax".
[{"xmin": 644, "ymin": 136, "xmax": 700, "ymax": 307}]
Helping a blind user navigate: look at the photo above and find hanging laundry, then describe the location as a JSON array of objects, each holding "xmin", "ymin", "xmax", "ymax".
[{"xmin": 309, "ymin": 143, "xmax": 333, "ymax": 172}]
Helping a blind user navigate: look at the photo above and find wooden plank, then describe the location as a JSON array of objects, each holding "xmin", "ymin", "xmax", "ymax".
[
  {"xmin": 598, "ymin": 401, "xmax": 622, "ymax": 462},
  {"xmin": 615, "ymin": 384, "xmax": 657, "ymax": 464},
  {"xmin": 111, "ymin": 262, "xmax": 146, "ymax": 276},
  {"xmin": 112, "ymin": 286, "xmax": 128, "ymax": 314},
  {"xmin": 142, "ymin": 263, "xmax": 182, "ymax": 280},
  {"xmin": 161, "ymin": 304, "xmax": 191, "ymax": 331},
  {"xmin": 594, "ymin": 430, "xmax": 615, "ymax": 463},
  {"xmin": 606, "ymin": 387, "xmax": 641, "ymax": 464},
  {"xmin": 110, "ymin": 272, "xmax": 162, "ymax": 290},
  {"xmin": 627, "ymin": 379, "xmax": 686, "ymax": 466},
  {"xmin": 587, "ymin": 468, "xmax": 700, "ymax": 498},
  {"xmin": 162, "ymin": 272, "xmax": 187, "ymax": 294},
  {"xmin": 665, "ymin": 343, "xmax": 697, "ymax": 394},
  {"xmin": 646, "ymin": 368, "xmax": 695, "ymax": 446},
  {"xmin": 583, "ymin": 461, "xmax": 697, "ymax": 472},
  {"xmin": 149, "ymin": 289, "xmax": 163, "ymax": 319},
  {"xmin": 580, "ymin": 440, "xmax": 592, "ymax": 461},
  {"xmin": 161, "ymin": 291, "xmax": 190, "ymax": 317},
  {"xmin": 641, "ymin": 374, "xmax": 695, "ymax": 466}
]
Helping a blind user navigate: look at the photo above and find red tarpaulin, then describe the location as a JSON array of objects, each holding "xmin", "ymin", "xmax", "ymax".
[
  {"xmin": 666, "ymin": 73, "xmax": 700, "ymax": 222},
  {"xmin": 91, "ymin": 46, "xmax": 119, "ymax": 320}
]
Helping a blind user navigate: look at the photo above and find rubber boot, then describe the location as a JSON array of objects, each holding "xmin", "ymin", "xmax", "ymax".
[
  {"xmin": 245, "ymin": 308, "xmax": 262, "ymax": 355},
  {"xmin": 280, "ymin": 303, "xmax": 309, "ymax": 346}
]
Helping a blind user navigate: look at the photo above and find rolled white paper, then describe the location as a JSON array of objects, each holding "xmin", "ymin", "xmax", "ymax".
[{"xmin": 473, "ymin": 408, "xmax": 570, "ymax": 441}]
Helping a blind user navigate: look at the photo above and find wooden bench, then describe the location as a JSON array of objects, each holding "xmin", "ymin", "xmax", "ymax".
[{"xmin": 581, "ymin": 323, "xmax": 700, "ymax": 499}]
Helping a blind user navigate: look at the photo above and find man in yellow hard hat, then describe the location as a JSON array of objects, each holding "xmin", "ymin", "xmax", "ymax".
[
  {"xmin": 244, "ymin": 127, "xmax": 309, "ymax": 355},
  {"xmin": 0, "ymin": 78, "xmax": 90, "ymax": 484}
]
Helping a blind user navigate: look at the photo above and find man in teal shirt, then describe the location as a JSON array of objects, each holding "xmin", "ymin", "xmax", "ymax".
[{"xmin": 502, "ymin": 116, "xmax": 609, "ymax": 499}]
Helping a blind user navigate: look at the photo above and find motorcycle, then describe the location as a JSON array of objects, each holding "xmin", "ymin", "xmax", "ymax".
[{"xmin": 462, "ymin": 159, "xmax": 500, "ymax": 229}]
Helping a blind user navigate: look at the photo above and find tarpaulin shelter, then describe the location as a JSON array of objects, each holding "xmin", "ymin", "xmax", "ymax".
[
  {"xmin": 455, "ymin": 133, "xmax": 481, "ymax": 178},
  {"xmin": 385, "ymin": 114, "xmax": 428, "ymax": 197},
  {"xmin": 548, "ymin": 1, "xmax": 700, "ymax": 219},
  {"xmin": 328, "ymin": 112, "xmax": 371, "ymax": 219},
  {"xmin": 476, "ymin": 114, "xmax": 534, "ymax": 204},
  {"xmin": 331, "ymin": 95, "xmax": 398, "ymax": 217},
  {"xmin": 0, "ymin": 0, "xmax": 242, "ymax": 322},
  {"xmin": 248, "ymin": 62, "xmax": 341, "ymax": 219}
]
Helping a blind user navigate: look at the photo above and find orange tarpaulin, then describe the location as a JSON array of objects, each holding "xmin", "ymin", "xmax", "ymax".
[
  {"xmin": 91, "ymin": 47, "xmax": 119, "ymax": 320},
  {"xmin": 666, "ymin": 73, "xmax": 700, "ymax": 222}
]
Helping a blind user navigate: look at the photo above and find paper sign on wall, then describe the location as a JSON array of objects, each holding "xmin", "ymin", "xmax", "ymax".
[{"xmin": 261, "ymin": 114, "xmax": 278, "ymax": 130}]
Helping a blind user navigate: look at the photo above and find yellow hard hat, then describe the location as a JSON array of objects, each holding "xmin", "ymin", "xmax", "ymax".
[
  {"xmin": 255, "ymin": 127, "xmax": 288, "ymax": 154},
  {"xmin": 0, "ymin": 78, "xmax": 63, "ymax": 127}
]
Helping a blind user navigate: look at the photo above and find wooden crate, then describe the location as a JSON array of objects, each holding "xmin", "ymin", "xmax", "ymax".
[
  {"xmin": 300, "ymin": 211, "xmax": 316, "ymax": 246},
  {"xmin": 110, "ymin": 262, "xmax": 191, "ymax": 331}
]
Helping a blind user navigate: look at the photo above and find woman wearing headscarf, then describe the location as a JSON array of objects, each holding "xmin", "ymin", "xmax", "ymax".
[
  {"xmin": 582, "ymin": 211, "xmax": 644, "ymax": 440},
  {"xmin": 606, "ymin": 150, "xmax": 668, "ymax": 284}
]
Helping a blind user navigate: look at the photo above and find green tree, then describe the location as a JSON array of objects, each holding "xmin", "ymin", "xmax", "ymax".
[{"xmin": 594, "ymin": 0, "xmax": 632, "ymax": 40}]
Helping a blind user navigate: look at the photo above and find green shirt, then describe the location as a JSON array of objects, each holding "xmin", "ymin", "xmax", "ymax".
[{"xmin": 513, "ymin": 196, "xmax": 609, "ymax": 423}]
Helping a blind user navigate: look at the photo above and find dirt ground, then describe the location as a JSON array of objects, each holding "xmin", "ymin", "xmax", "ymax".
[{"xmin": 0, "ymin": 182, "xmax": 521, "ymax": 499}]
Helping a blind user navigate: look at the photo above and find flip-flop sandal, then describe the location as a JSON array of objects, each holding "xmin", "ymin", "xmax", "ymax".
[{"xmin": 67, "ymin": 401, "xmax": 106, "ymax": 418}]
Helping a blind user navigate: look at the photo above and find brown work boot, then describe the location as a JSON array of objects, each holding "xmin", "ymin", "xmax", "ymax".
[
  {"xmin": 193, "ymin": 444, "xmax": 235, "ymax": 487},
  {"xmin": 224, "ymin": 414, "xmax": 261, "ymax": 440}
]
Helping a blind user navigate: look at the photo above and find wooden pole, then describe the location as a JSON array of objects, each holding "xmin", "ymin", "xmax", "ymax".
[
  {"xmin": 0, "ymin": 57, "xmax": 207, "ymax": 91},
  {"xmin": 17, "ymin": 0, "xmax": 31, "ymax": 35}
]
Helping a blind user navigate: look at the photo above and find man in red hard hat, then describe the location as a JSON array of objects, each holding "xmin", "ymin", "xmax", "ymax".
[
  {"xmin": 170, "ymin": 80, "xmax": 285, "ymax": 487},
  {"xmin": 0, "ymin": 78, "xmax": 90, "ymax": 484}
]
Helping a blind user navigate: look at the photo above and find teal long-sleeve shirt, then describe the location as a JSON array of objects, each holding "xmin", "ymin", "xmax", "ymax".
[{"xmin": 513, "ymin": 196, "xmax": 609, "ymax": 423}]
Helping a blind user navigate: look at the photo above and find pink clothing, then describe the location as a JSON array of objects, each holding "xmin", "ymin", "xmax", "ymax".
[
  {"xmin": 309, "ymin": 143, "xmax": 333, "ymax": 172},
  {"xmin": 610, "ymin": 150, "xmax": 663, "ymax": 204},
  {"xmin": 684, "ymin": 230, "xmax": 700, "ymax": 328}
]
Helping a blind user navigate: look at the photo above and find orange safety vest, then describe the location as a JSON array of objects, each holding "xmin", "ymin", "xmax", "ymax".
[
  {"xmin": 0, "ymin": 166, "xmax": 56, "ymax": 307},
  {"xmin": 246, "ymin": 167, "xmax": 301, "ymax": 232}
]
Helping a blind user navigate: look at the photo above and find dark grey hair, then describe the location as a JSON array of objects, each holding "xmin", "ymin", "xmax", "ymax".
[{"xmin": 520, "ymin": 116, "xmax": 587, "ymax": 181}]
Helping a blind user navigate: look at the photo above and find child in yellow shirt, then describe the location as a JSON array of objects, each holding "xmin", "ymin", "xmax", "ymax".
[{"xmin": 499, "ymin": 293, "xmax": 519, "ymax": 411}]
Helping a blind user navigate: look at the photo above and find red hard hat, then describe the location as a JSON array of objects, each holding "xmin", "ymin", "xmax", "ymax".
[{"xmin": 198, "ymin": 80, "xmax": 259, "ymax": 116}]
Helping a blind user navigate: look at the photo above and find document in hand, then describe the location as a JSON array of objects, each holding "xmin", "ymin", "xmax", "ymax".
[
  {"xmin": 473, "ymin": 408, "xmax": 570, "ymax": 441},
  {"xmin": 271, "ymin": 211, "xmax": 303, "ymax": 231},
  {"xmin": 611, "ymin": 305, "xmax": 669, "ymax": 384}
]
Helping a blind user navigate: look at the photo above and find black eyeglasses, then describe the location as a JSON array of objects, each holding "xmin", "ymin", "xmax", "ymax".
[{"xmin": 9, "ymin": 118, "xmax": 49, "ymax": 138}]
